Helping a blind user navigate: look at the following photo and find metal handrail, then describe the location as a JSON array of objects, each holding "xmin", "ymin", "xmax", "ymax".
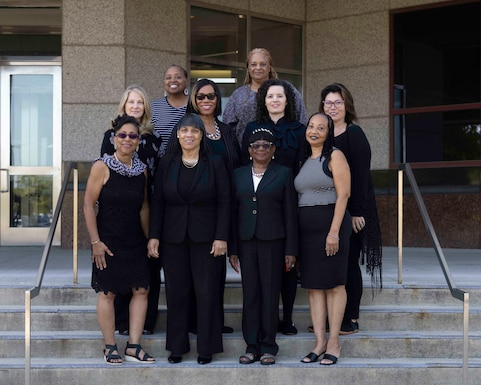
[
  {"xmin": 25, "ymin": 161, "xmax": 79, "ymax": 385},
  {"xmin": 398, "ymin": 163, "xmax": 469, "ymax": 385}
]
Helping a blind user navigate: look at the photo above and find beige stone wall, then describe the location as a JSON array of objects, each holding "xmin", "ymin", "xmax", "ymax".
[{"xmin": 62, "ymin": 0, "xmax": 188, "ymax": 162}]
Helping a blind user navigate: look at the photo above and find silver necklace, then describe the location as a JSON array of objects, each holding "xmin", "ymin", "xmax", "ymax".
[
  {"xmin": 113, "ymin": 152, "xmax": 132, "ymax": 168},
  {"xmin": 205, "ymin": 122, "xmax": 221, "ymax": 140},
  {"xmin": 182, "ymin": 157, "xmax": 199, "ymax": 168}
]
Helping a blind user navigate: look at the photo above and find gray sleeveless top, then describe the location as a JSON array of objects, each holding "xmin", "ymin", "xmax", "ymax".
[{"xmin": 294, "ymin": 155, "xmax": 337, "ymax": 207}]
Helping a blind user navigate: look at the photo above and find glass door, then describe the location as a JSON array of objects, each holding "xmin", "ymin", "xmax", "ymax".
[{"xmin": 0, "ymin": 65, "xmax": 62, "ymax": 245}]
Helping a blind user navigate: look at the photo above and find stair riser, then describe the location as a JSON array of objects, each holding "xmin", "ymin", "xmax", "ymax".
[
  {"xmin": 3, "ymin": 366, "xmax": 481, "ymax": 385},
  {"xmin": 3, "ymin": 335, "xmax": 481, "ymax": 360},
  {"xmin": 2, "ymin": 287, "xmax": 479, "ymax": 306},
  {"xmin": 1, "ymin": 310, "xmax": 480, "ymax": 332}
]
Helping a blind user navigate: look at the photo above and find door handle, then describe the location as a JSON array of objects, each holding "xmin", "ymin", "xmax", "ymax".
[{"xmin": 0, "ymin": 169, "xmax": 9, "ymax": 192}]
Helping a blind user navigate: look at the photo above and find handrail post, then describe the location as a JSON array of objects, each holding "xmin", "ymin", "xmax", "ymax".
[
  {"xmin": 463, "ymin": 292, "xmax": 469, "ymax": 384},
  {"xmin": 397, "ymin": 168, "xmax": 403, "ymax": 284},
  {"xmin": 73, "ymin": 167, "xmax": 79, "ymax": 284},
  {"xmin": 25, "ymin": 290, "xmax": 31, "ymax": 385}
]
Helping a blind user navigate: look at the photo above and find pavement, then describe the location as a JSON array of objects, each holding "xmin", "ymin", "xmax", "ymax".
[{"xmin": 0, "ymin": 245, "xmax": 480, "ymax": 289}]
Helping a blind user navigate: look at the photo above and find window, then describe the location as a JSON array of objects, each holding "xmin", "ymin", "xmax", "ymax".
[
  {"xmin": 190, "ymin": 5, "xmax": 303, "ymax": 113},
  {"xmin": 392, "ymin": 1, "xmax": 481, "ymax": 165}
]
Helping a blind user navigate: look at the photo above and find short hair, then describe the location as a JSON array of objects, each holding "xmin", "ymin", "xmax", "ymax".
[
  {"xmin": 111, "ymin": 114, "xmax": 140, "ymax": 133},
  {"xmin": 187, "ymin": 78, "xmax": 222, "ymax": 118},
  {"xmin": 255, "ymin": 79, "xmax": 297, "ymax": 122},
  {"xmin": 164, "ymin": 64, "xmax": 188, "ymax": 80},
  {"xmin": 116, "ymin": 85, "xmax": 153, "ymax": 135},
  {"xmin": 319, "ymin": 83, "xmax": 357, "ymax": 124},
  {"xmin": 243, "ymin": 48, "xmax": 278, "ymax": 85}
]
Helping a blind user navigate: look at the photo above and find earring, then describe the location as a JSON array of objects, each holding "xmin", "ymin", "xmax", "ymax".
[
  {"xmin": 249, "ymin": 156, "xmax": 252, "ymax": 161},
  {"xmin": 272, "ymin": 155, "xmax": 275, "ymax": 159},
  {"xmin": 114, "ymin": 144, "xmax": 117, "ymax": 150},
  {"xmin": 136, "ymin": 145, "xmax": 139, "ymax": 152},
  {"xmin": 184, "ymin": 88, "xmax": 189, "ymax": 96},
  {"xmin": 164, "ymin": 90, "xmax": 167, "ymax": 97},
  {"xmin": 177, "ymin": 135, "xmax": 179, "ymax": 138}
]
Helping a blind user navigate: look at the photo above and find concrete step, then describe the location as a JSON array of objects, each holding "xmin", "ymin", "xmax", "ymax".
[
  {"xmin": 2, "ymin": 285, "xmax": 480, "ymax": 307},
  {"xmin": 2, "ymin": 330, "xmax": 481, "ymax": 359},
  {"xmin": 1, "ymin": 304, "xmax": 480, "ymax": 332},
  {"xmin": 2, "ymin": 358, "xmax": 481, "ymax": 385}
]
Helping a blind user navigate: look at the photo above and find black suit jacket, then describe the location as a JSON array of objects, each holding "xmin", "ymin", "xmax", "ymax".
[
  {"xmin": 230, "ymin": 162, "xmax": 298, "ymax": 256},
  {"xmin": 149, "ymin": 152, "xmax": 231, "ymax": 243}
]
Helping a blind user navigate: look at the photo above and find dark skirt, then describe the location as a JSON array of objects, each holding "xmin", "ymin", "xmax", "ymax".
[{"xmin": 298, "ymin": 204, "xmax": 351, "ymax": 289}]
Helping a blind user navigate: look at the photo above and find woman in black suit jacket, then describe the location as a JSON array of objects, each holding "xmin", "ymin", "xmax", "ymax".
[
  {"xmin": 148, "ymin": 113, "xmax": 231, "ymax": 365},
  {"xmin": 229, "ymin": 128, "xmax": 298, "ymax": 366},
  {"xmin": 164, "ymin": 78, "xmax": 241, "ymax": 334}
]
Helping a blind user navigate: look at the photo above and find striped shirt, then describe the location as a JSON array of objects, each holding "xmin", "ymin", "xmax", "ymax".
[{"xmin": 150, "ymin": 96, "xmax": 187, "ymax": 157}]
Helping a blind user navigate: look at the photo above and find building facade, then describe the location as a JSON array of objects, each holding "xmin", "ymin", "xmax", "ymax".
[{"xmin": 0, "ymin": 0, "xmax": 480, "ymax": 248}]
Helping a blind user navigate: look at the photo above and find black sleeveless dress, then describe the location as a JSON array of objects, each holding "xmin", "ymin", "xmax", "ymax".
[{"xmin": 91, "ymin": 155, "xmax": 150, "ymax": 295}]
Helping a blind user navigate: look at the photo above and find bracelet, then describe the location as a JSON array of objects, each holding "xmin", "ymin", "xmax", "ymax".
[
  {"xmin": 327, "ymin": 233, "xmax": 340, "ymax": 241},
  {"xmin": 91, "ymin": 239, "xmax": 101, "ymax": 245}
]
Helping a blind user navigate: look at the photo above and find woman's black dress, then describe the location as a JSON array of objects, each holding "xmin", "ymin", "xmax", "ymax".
[{"xmin": 91, "ymin": 156, "xmax": 150, "ymax": 295}]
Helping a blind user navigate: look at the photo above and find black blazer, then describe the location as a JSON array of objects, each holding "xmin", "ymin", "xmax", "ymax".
[
  {"xmin": 230, "ymin": 162, "xmax": 298, "ymax": 256},
  {"xmin": 164, "ymin": 118, "xmax": 241, "ymax": 174},
  {"xmin": 149, "ymin": 152, "xmax": 231, "ymax": 244}
]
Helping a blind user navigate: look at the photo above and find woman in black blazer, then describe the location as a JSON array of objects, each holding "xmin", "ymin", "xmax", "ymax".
[
  {"xmin": 165, "ymin": 78, "xmax": 241, "ymax": 334},
  {"xmin": 148, "ymin": 113, "xmax": 231, "ymax": 365},
  {"xmin": 229, "ymin": 128, "xmax": 298, "ymax": 366}
]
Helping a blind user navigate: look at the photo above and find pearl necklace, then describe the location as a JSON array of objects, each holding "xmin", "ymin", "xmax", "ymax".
[
  {"xmin": 113, "ymin": 152, "xmax": 132, "ymax": 168},
  {"xmin": 182, "ymin": 157, "xmax": 199, "ymax": 168},
  {"xmin": 251, "ymin": 167, "xmax": 265, "ymax": 178},
  {"xmin": 205, "ymin": 122, "xmax": 221, "ymax": 140}
]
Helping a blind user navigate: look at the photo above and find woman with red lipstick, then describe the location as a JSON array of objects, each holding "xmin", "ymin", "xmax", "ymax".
[{"xmin": 241, "ymin": 78, "xmax": 306, "ymax": 336}]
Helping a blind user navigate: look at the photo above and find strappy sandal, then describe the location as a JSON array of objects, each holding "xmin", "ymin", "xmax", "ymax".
[
  {"xmin": 260, "ymin": 353, "xmax": 276, "ymax": 365},
  {"xmin": 104, "ymin": 344, "xmax": 122, "ymax": 366},
  {"xmin": 124, "ymin": 342, "xmax": 155, "ymax": 364},
  {"xmin": 239, "ymin": 352, "xmax": 260, "ymax": 364}
]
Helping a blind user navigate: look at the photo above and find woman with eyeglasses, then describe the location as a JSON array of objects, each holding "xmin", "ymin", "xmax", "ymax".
[
  {"xmin": 241, "ymin": 78, "xmax": 306, "ymax": 336},
  {"xmin": 165, "ymin": 78, "xmax": 241, "ymax": 335},
  {"xmin": 99, "ymin": 85, "xmax": 162, "ymax": 337},
  {"xmin": 295, "ymin": 112, "xmax": 351, "ymax": 366},
  {"xmin": 85, "ymin": 114, "xmax": 155, "ymax": 365},
  {"xmin": 148, "ymin": 113, "xmax": 231, "ymax": 365},
  {"xmin": 319, "ymin": 83, "xmax": 382, "ymax": 336},
  {"xmin": 223, "ymin": 47, "xmax": 307, "ymax": 146},
  {"xmin": 230, "ymin": 128, "xmax": 297, "ymax": 365}
]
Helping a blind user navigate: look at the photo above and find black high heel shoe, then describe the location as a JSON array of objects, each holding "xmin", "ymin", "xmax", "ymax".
[
  {"xmin": 168, "ymin": 354, "xmax": 182, "ymax": 364},
  {"xmin": 197, "ymin": 355, "xmax": 212, "ymax": 365}
]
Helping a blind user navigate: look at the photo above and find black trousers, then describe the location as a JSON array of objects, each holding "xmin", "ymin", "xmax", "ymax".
[
  {"xmin": 344, "ymin": 232, "xmax": 363, "ymax": 320},
  {"xmin": 162, "ymin": 239, "xmax": 224, "ymax": 356},
  {"xmin": 239, "ymin": 237, "xmax": 284, "ymax": 356}
]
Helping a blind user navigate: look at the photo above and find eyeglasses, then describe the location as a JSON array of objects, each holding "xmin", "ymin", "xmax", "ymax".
[
  {"xmin": 115, "ymin": 133, "xmax": 139, "ymax": 139},
  {"xmin": 196, "ymin": 93, "xmax": 217, "ymax": 101},
  {"xmin": 323, "ymin": 100, "xmax": 344, "ymax": 108},
  {"xmin": 250, "ymin": 142, "xmax": 273, "ymax": 150}
]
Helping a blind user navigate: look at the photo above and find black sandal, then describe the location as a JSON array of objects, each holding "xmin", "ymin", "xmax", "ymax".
[
  {"xmin": 124, "ymin": 342, "xmax": 155, "ymax": 364},
  {"xmin": 104, "ymin": 344, "xmax": 122, "ymax": 366}
]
